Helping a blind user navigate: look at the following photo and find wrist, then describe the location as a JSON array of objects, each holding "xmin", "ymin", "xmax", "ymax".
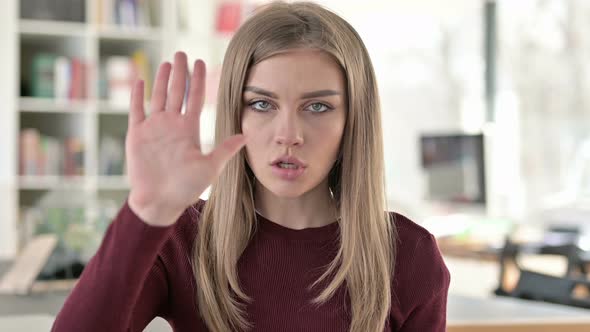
[{"xmin": 128, "ymin": 191, "xmax": 183, "ymax": 227}]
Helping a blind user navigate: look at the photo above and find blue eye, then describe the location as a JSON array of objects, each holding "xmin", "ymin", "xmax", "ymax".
[
  {"xmin": 249, "ymin": 100, "xmax": 273, "ymax": 112},
  {"xmin": 306, "ymin": 103, "xmax": 331, "ymax": 113},
  {"xmin": 248, "ymin": 100, "xmax": 332, "ymax": 113}
]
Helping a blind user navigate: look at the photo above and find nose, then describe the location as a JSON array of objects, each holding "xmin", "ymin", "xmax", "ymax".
[{"xmin": 274, "ymin": 110, "xmax": 304, "ymax": 147}]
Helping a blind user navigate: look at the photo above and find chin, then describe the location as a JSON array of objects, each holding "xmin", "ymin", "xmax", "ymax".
[
  {"xmin": 265, "ymin": 183, "xmax": 309, "ymax": 198},
  {"xmin": 255, "ymin": 174, "xmax": 314, "ymax": 198}
]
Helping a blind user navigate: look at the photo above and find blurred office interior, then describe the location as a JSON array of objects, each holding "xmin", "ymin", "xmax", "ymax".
[{"xmin": 0, "ymin": 0, "xmax": 589, "ymax": 331}]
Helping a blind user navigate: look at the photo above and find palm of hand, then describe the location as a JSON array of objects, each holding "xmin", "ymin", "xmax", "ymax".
[{"xmin": 125, "ymin": 52, "xmax": 247, "ymax": 226}]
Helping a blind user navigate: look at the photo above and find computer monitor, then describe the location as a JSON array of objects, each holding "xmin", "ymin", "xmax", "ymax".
[{"xmin": 420, "ymin": 133, "xmax": 486, "ymax": 204}]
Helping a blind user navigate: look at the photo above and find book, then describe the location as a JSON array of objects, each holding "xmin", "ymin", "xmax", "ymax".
[
  {"xmin": 28, "ymin": 54, "xmax": 87, "ymax": 100},
  {"xmin": 40, "ymin": 136, "xmax": 62, "ymax": 175},
  {"xmin": 105, "ymin": 56, "xmax": 134, "ymax": 107},
  {"xmin": 69, "ymin": 57, "xmax": 87, "ymax": 100},
  {"xmin": 20, "ymin": 129, "xmax": 42, "ymax": 175},
  {"xmin": 64, "ymin": 137, "xmax": 84, "ymax": 176},
  {"xmin": 19, "ymin": 129, "xmax": 84, "ymax": 176},
  {"xmin": 116, "ymin": 0, "xmax": 137, "ymax": 26},
  {"xmin": 137, "ymin": 0, "xmax": 154, "ymax": 27},
  {"xmin": 98, "ymin": 0, "xmax": 157, "ymax": 27},
  {"xmin": 53, "ymin": 56, "xmax": 71, "ymax": 100},
  {"xmin": 31, "ymin": 53, "xmax": 57, "ymax": 98},
  {"xmin": 97, "ymin": 0, "xmax": 114, "ymax": 25},
  {"xmin": 131, "ymin": 50, "xmax": 151, "ymax": 99}
]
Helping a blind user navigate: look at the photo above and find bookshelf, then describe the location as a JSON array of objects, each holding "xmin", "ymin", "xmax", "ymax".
[{"xmin": 0, "ymin": 0, "xmax": 245, "ymax": 259}]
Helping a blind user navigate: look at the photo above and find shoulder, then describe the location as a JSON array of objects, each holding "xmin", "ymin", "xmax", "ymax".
[
  {"xmin": 388, "ymin": 211, "xmax": 432, "ymax": 246},
  {"xmin": 388, "ymin": 211, "xmax": 450, "ymax": 303}
]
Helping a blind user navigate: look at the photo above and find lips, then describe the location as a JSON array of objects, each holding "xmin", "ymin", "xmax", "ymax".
[
  {"xmin": 271, "ymin": 157, "xmax": 306, "ymax": 180},
  {"xmin": 270, "ymin": 155, "xmax": 307, "ymax": 168}
]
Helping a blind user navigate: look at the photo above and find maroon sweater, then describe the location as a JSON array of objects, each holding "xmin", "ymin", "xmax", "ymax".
[{"xmin": 52, "ymin": 199, "xmax": 450, "ymax": 331}]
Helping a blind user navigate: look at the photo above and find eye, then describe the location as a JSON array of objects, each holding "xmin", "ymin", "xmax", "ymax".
[
  {"xmin": 306, "ymin": 102, "xmax": 332, "ymax": 113},
  {"xmin": 249, "ymin": 100, "xmax": 274, "ymax": 112}
]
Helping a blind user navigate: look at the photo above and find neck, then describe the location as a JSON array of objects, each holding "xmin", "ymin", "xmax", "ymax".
[{"xmin": 254, "ymin": 179, "xmax": 339, "ymax": 230}]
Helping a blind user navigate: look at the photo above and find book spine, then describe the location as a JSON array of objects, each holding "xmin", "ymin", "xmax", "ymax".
[
  {"xmin": 20, "ymin": 129, "xmax": 41, "ymax": 176},
  {"xmin": 31, "ymin": 53, "xmax": 56, "ymax": 98},
  {"xmin": 105, "ymin": 56, "xmax": 133, "ymax": 107},
  {"xmin": 54, "ymin": 56, "xmax": 71, "ymax": 100},
  {"xmin": 131, "ymin": 50, "xmax": 150, "ymax": 98},
  {"xmin": 44, "ymin": 137, "xmax": 62, "ymax": 175},
  {"xmin": 101, "ymin": 0, "xmax": 114, "ymax": 25},
  {"xmin": 69, "ymin": 58, "xmax": 86, "ymax": 100},
  {"xmin": 64, "ymin": 137, "xmax": 84, "ymax": 176}
]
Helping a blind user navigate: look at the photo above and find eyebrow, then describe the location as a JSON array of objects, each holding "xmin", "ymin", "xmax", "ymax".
[{"xmin": 243, "ymin": 86, "xmax": 342, "ymax": 99}]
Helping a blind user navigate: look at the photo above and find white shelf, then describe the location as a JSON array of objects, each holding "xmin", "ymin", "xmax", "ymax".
[
  {"xmin": 19, "ymin": 176, "xmax": 86, "ymax": 190},
  {"xmin": 1, "ymin": 0, "xmax": 223, "ymax": 258},
  {"xmin": 19, "ymin": 19, "xmax": 87, "ymax": 38},
  {"xmin": 97, "ymin": 100, "xmax": 156, "ymax": 115},
  {"xmin": 19, "ymin": 97, "xmax": 89, "ymax": 113},
  {"xmin": 95, "ymin": 25, "xmax": 163, "ymax": 41},
  {"xmin": 176, "ymin": 30, "xmax": 211, "ymax": 42},
  {"xmin": 97, "ymin": 100, "xmax": 129, "ymax": 114},
  {"xmin": 96, "ymin": 176, "xmax": 130, "ymax": 190}
]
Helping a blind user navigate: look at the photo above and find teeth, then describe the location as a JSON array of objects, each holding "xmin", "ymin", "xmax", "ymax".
[{"xmin": 278, "ymin": 162, "xmax": 298, "ymax": 169}]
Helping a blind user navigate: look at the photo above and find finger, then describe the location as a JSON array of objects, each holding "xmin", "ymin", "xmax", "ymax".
[
  {"xmin": 186, "ymin": 60, "xmax": 206, "ymax": 141},
  {"xmin": 129, "ymin": 80, "xmax": 145, "ymax": 128},
  {"xmin": 207, "ymin": 135, "xmax": 248, "ymax": 173},
  {"xmin": 165, "ymin": 51, "xmax": 189, "ymax": 113},
  {"xmin": 150, "ymin": 62, "xmax": 172, "ymax": 114},
  {"xmin": 187, "ymin": 60, "xmax": 206, "ymax": 114}
]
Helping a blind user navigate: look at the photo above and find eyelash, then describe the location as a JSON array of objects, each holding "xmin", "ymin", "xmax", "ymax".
[{"xmin": 247, "ymin": 100, "xmax": 333, "ymax": 113}]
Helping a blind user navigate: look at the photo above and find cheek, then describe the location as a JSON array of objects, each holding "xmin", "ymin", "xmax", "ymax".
[
  {"xmin": 315, "ymin": 116, "xmax": 345, "ymax": 150},
  {"xmin": 241, "ymin": 111, "xmax": 269, "ymax": 139},
  {"xmin": 241, "ymin": 111, "xmax": 254, "ymax": 135},
  {"xmin": 242, "ymin": 121, "xmax": 268, "ymax": 170}
]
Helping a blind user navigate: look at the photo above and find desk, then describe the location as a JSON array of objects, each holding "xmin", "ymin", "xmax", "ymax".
[
  {"xmin": 448, "ymin": 294, "xmax": 590, "ymax": 332},
  {"xmin": 0, "ymin": 315, "xmax": 172, "ymax": 332},
  {"xmin": 0, "ymin": 314, "xmax": 55, "ymax": 331},
  {"xmin": 2, "ymin": 295, "xmax": 589, "ymax": 331}
]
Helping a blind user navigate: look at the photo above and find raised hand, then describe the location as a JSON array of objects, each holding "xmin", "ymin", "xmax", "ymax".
[{"xmin": 126, "ymin": 52, "xmax": 247, "ymax": 226}]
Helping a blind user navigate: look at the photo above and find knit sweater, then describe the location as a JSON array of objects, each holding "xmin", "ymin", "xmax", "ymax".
[{"xmin": 52, "ymin": 198, "xmax": 450, "ymax": 331}]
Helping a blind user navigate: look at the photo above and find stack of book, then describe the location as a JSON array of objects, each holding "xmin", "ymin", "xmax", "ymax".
[
  {"xmin": 19, "ymin": 129, "xmax": 84, "ymax": 176},
  {"xmin": 102, "ymin": 51, "xmax": 151, "ymax": 107},
  {"xmin": 28, "ymin": 53, "xmax": 87, "ymax": 100},
  {"xmin": 96, "ymin": 0, "xmax": 158, "ymax": 27}
]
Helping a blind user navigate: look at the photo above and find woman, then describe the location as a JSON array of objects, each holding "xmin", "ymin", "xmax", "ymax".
[{"xmin": 53, "ymin": 2, "xmax": 449, "ymax": 331}]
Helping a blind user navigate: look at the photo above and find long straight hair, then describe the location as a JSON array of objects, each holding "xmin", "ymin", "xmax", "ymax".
[{"xmin": 193, "ymin": 2, "xmax": 396, "ymax": 331}]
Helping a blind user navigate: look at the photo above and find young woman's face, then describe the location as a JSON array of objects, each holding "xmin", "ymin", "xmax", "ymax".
[{"xmin": 241, "ymin": 48, "xmax": 347, "ymax": 198}]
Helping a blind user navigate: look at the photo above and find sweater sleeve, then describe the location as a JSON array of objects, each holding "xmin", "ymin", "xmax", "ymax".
[
  {"xmin": 52, "ymin": 200, "xmax": 175, "ymax": 332},
  {"xmin": 399, "ymin": 234, "xmax": 451, "ymax": 332}
]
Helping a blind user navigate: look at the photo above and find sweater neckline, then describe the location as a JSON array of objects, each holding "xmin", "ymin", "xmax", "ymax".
[{"xmin": 254, "ymin": 211, "xmax": 340, "ymax": 242}]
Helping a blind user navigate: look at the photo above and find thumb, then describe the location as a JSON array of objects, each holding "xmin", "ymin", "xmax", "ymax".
[{"xmin": 208, "ymin": 134, "xmax": 248, "ymax": 171}]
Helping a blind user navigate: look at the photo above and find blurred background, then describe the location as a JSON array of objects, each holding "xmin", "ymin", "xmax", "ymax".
[{"xmin": 0, "ymin": 0, "xmax": 589, "ymax": 331}]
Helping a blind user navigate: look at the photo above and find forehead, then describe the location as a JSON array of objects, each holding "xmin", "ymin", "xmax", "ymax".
[{"xmin": 244, "ymin": 48, "xmax": 346, "ymax": 92}]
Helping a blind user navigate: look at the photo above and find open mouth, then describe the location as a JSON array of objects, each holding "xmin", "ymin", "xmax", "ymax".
[
  {"xmin": 276, "ymin": 162, "xmax": 300, "ymax": 169},
  {"xmin": 271, "ymin": 161, "xmax": 305, "ymax": 180}
]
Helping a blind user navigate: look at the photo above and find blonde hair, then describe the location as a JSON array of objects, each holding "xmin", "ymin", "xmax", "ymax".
[{"xmin": 193, "ymin": 2, "xmax": 396, "ymax": 331}]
